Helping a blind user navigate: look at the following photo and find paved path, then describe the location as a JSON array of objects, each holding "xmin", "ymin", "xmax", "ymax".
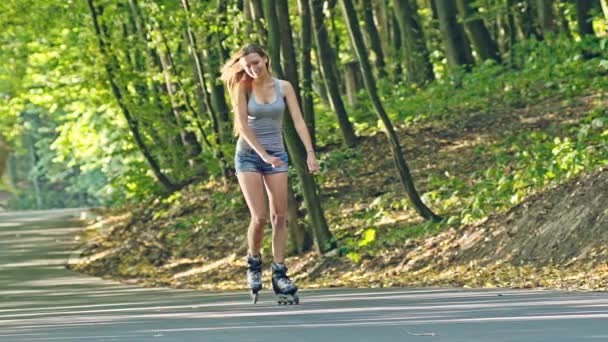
[{"xmin": 1, "ymin": 209, "xmax": 608, "ymax": 341}]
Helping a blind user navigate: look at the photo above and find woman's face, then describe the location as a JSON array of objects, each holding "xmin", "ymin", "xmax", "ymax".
[{"xmin": 240, "ymin": 53, "xmax": 267, "ymax": 79}]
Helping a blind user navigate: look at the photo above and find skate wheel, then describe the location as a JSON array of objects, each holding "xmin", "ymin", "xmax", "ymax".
[
  {"xmin": 276, "ymin": 295, "xmax": 288, "ymax": 305},
  {"xmin": 275, "ymin": 294, "xmax": 299, "ymax": 305}
]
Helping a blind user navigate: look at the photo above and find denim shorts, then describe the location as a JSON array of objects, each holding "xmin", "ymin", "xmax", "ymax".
[{"xmin": 235, "ymin": 148, "xmax": 289, "ymax": 175}]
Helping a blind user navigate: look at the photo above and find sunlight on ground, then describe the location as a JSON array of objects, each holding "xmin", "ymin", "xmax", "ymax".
[{"xmin": 0, "ymin": 222, "xmax": 23, "ymax": 227}]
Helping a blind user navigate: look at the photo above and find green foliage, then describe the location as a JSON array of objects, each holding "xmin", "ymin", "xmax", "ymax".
[
  {"xmin": 346, "ymin": 37, "xmax": 606, "ymax": 127},
  {"xmin": 425, "ymin": 107, "xmax": 608, "ymax": 226}
]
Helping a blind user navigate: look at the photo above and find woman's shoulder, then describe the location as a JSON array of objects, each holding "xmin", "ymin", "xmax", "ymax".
[{"xmin": 275, "ymin": 78, "xmax": 293, "ymax": 94}]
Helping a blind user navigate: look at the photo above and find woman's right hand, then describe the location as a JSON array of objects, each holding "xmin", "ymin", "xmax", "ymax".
[{"xmin": 262, "ymin": 154, "xmax": 283, "ymax": 168}]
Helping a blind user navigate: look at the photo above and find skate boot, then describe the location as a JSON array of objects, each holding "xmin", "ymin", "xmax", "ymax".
[
  {"xmin": 247, "ymin": 254, "xmax": 263, "ymax": 304},
  {"xmin": 271, "ymin": 262, "xmax": 299, "ymax": 305}
]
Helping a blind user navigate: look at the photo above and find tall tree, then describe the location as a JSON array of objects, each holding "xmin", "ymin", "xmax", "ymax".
[
  {"xmin": 273, "ymin": 0, "xmax": 337, "ymax": 253},
  {"xmin": 391, "ymin": 13, "xmax": 403, "ymax": 79},
  {"xmin": 262, "ymin": 0, "xmax": 284, "ymax": 77},
  {"xmin": 286, "ymin": 186, "xmax": 313, "ymax": 255},
  {"xmin": 0, "ymin": 137, "xmax": 9, "ymax": 189},
  {"xmin": 373, "ymin": 0, "xmax": 390, "ymax": 62},
  {"xmin": 505, "ymin": 0, "xmax": 519, "ymax": 66},
  {"xmin": 517, "ymin": 1, "xmax": 542, "ymax": 40},
  {"xmin": 537, "ymin": 0, "xmax": 556, "ymax": 37},
  {"xmin": 575, "ymin": 1, "xmax": 595, "ymax": 37},
  {"xmin": 212, "ymin": 0, "xmax": 233, "ymax": 124},
  {"xmin": 456, "ymin": 0, "xmax": 501, "ymax": 63},
  {"xmin": 275, "ymin": 0, "xmax": 315, "ymax": 255},
  {"xmin": 298, "ymin": 0, "xmax": 316, "ymax": 147},
  {"xmin": 340, "ymin": 0, "xmax": 441, "ymax": 222},
  {"xmin": 249, "ymin": 0, "xmax": 268, "ymax": 46},
  {"xmin": 392, "ymin": 0, "xmax": 434, "ymax": 84},
  {"xmin": 242, "ymin": 0, "xmax": 254, "ymax": 36},
  {"xmin": 360, "ymin": 0, "xmax": 387, "ymax": 78},
  {"xmin": 310, "ymin": 0, "xmax": 358, "ymax": 147},
  {"xmin": 434, "ymin": 0, "xmax": 474, "ymax": 70}
]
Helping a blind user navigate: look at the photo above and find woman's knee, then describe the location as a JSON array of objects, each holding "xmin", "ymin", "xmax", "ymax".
[
  {"xmin": 270, "ymin": 212, "xmax": 287, "ymax": 226},
  {"xmin": 250, "ymin": 215, "xmax": 267, "ymax": 227}
]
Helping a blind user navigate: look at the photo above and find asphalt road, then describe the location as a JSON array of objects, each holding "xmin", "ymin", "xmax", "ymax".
[{"xmin": 1, "ymin": 209, "xmax": 608, "ymax": 341}]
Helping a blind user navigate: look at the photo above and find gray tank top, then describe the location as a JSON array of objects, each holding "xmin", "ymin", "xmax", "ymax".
[{"xmin": 236, "ymin": 77, "xmax": 286, "ymax": 152}]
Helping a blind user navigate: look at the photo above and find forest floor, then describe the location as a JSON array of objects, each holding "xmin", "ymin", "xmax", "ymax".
[{"xmin": 69, "ymin": 91, "xmax": 608, "ymax": 291}]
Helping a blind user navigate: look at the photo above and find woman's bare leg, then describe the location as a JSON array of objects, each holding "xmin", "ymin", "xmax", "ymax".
[
  {"xmin": 237, "ymin": 171, "xmax": 267, "ymax": 256},
  {"xmin": 263, "ymin": 172, "xmax": 288, "ymax": 263}
]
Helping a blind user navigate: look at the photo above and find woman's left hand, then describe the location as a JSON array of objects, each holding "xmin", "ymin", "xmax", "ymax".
[{"xmin": 307, "ymin": 152, "xmax": 320, "ymax": 174}]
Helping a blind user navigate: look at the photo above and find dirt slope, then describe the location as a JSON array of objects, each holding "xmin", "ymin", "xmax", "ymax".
[{"xmin": 399, "ymin": 168, "xmax": 608, "ymax": 271}]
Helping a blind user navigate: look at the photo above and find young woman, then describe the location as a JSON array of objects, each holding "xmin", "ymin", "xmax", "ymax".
[{"xmin": 220, "ymin": 44, "xmax": 319, "ymax": 304}]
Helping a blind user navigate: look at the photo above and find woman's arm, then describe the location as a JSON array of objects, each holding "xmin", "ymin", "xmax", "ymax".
[{"xmin": 282, "ymin": 80, "xmax": 319, "ymax": 173}]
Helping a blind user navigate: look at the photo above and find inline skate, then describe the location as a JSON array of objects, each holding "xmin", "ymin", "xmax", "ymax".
[
  {"xmin": 271, "ymin": 262, "xmax": 299, "ymax": 305},
  {"xmin": 247, "ymin": 254, "xmax": 263, "ymax": 304}
]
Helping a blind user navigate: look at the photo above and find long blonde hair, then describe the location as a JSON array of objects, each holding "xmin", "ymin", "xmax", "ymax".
[{"xmin": 220, "ymin": 44, "xmax": 273, "ymax": 136}]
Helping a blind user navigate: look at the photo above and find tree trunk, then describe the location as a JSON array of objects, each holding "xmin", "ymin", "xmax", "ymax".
[
  {"xmin": 575, "ymin": 1, "xmax": 595, "ymax": 37},
  {"xmin": 275, "ymin": 0, "xmax": 310, "ymax": 255},
  {"xmin": 250, "ymin": 0, "xmax": 268, "ymax": 46},
  {"xmin": 434, "ymin": 0, "xmax": 474, "ymax": 70},
  {"xmin": 329, "ymin": 3, "xmax": 342, "ymax": 70},
  {"xmin": 391, "ymin": 12, "xmax": 403, "ymax": 79},
  {"xmin": 0, "ymin": 137, "xmax": 9, "ymax": 186},
  {"xmin": 373, "ymin": 0, "xmax": 390, "ymax": 62},
  {"xmin": 28, "ymin": 139, "xmax": 42, "ymax": 209},
  {"xmin": 310, "ymin": 0, "xmax": 358, "ymax": 147},
  {"xmin": 8, "ymin": 153, "xmax": 18, "ymax": 191},
  {"xmin": 340, "ymin": 0, "xmax": 441, "ymax": 222},
  {"xmin": 287, "ymin": 181, "xmax": 313, "ymax": 255},
  {"xmin": 429, "ymin": 0, "xmax": 439, "ymax": 20},
  {"xmin": 262, "ymin": 0, "xmax": 284, "ymax": 77},
  {"xmin": 298, "ymin": 0, "xmax": 316, "ymax": 148},
  {"xmin": 242, "ymin": 0, "xmax": 254, "ymax": 36},
  {"xmin": 537, "ymin": 0, "xmax": 556, "ymax": 37},
  {"xmin": 392, "ymin": 0, "xmax": 435, "ymax": 84},
  {"xmin": 87, "ymin": 0, "xmax": 177, "ymax": 193},
  {"xmin": 456, "ymin": 0, "xmax": 501, "ymax": 63},
  {"xmin": 556, "ymin": 3, "xmax": 571, "ymax": 37},
  {"xmin": 327, "ymin": 3, "xmax": 344, "ymax": 97},
  {"xmin": 212, "ymin": 0, "xmax": 234, "ymax": 125},
  {"xmin": 209, "ymin": 49, "xmax": 232, "ymax": 127},
  {"xmin": 495, "ymin": 7, "xmax": 509, "ymax": 55},
  {"xmin": 274, "ymin": 0, "xmax": 337, "ymax": 254},
  {"xmin": 360, "ymin": 0, "xmax": 386, "ymax": 77},
  {"xmin": 344, "ymin": 61, "xmax": 361, "ymax": 106},
  {"xmin": 517, "ymin": 1, "xmax": 542, "ymax": 40},
  {"xmin": 506, "ymin": 0, "xmax": 518, "ymax": 66}
]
